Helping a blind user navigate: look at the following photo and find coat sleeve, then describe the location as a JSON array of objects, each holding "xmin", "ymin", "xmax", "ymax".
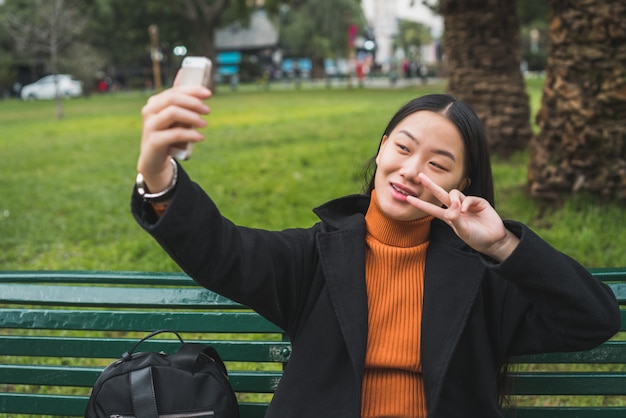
[
  {"xmin": 490, "ymin": 221, "xmax": 621, "ymax": 356},
  {"xmin": 131, "ymin": 165, "xmax": 319, "ymax": 332}
]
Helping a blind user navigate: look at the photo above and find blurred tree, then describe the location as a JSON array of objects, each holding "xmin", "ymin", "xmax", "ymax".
[
  {"xmin": 0, "ymin": 0, "xmax": 35, "ymax": 73},
  {"xmin": 86, "ymin": 1, "xmax": 182, "ymax": 89},
  {"xmin": 278, "ymin": 0, "xmax": 364, "ymax": 77},
  {"xmin": 0, "ymin": 0, "xmax": 90, "ymax": 118},
  {"xmin": 440, "ymin": 0, "xmax": 532, "ymax": 157},
  {"xmin": 86, "ymin": 0, "xmax": 293, "ymax": 89},
  {"xmin": 392, "ymin": 19, "xmax": 432, "ymax": 63},
  {"xmin": 528, "ymin": 0, "xmax": 626, "ymax": 200},
  {"xmin": 0, "ymin": 3, "xmax": 17, "ymax": 97},
  {"xmin": 157, "ymin": 0, "xmax": 239, "ymax": 84}
]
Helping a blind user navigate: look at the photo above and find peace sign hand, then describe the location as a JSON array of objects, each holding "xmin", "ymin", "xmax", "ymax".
[{"xmin": 406, "ymin": 173, "xmax": 520, "ymax": 262}]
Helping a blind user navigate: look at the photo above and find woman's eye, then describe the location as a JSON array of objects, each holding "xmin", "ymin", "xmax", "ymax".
[
  {"xmin": 396, "ymin": 143, "xmax": 409, "ymax": 152},
  {"xmin": 430, "ymin": 162, "xmax": 447, "ymax": 171}
]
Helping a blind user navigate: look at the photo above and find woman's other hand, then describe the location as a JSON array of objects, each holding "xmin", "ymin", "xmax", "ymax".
[{"xmin": 406, "ymin": 173, "xmax": 520, "ymax": 262}]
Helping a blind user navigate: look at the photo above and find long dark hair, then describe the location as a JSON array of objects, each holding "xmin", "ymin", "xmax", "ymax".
[{"xmin": 362, "ymin": 94, "xmax": 496, "ymax": 207}]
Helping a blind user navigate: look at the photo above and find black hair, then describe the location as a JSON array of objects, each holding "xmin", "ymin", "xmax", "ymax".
[{"xmin": 362, "ymin": 94, "xmax": 496, "ymax": 207}]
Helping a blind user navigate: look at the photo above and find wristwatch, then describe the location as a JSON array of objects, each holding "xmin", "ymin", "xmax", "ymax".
[{"xmin": 136, "ymin": 158, "xmax": 178, "ymax": 203}]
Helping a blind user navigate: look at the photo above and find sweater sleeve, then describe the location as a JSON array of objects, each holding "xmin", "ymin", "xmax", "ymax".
[{"xmin": 490, "ymin": 221, "xmax": 621, "ymax": 356}]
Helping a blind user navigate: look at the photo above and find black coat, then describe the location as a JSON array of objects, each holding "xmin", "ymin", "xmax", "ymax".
[{"xmin": 132, "ymin": 166, "xmax": 621, "ymax": 418}]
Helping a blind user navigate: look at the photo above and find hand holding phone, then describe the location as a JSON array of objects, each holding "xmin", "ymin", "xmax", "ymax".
[{"xmin": 170, "ymin": 56, "xmax": 212, "ymax": 160}]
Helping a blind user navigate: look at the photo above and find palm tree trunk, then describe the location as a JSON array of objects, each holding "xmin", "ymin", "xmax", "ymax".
[
  {"xmin": 528, "ymin": 0, "xmax": 626, "ymax": 200},
  {"xmin": 441, "ymin": 0, "xmax": 532, "ymax": 157}
]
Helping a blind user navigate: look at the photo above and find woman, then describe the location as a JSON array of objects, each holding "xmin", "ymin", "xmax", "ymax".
[{"xmin": 132, "ymin": 83, "xmax": 620, "ymax": 417}]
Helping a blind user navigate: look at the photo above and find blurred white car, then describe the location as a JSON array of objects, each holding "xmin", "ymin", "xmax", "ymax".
[{"xmin": 20, "ymin": 74, "xmax": 83, "ymax": 100}]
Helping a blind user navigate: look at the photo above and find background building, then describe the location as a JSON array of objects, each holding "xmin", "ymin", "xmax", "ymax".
[{"xmin": 361, "ymin": 0, "xmax": 442, "ymax": 71}]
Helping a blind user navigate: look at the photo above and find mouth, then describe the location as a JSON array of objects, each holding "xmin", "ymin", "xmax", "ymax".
[{"xmin": 391, "ymin": 183, "xmax": 417, "ymax": 198}]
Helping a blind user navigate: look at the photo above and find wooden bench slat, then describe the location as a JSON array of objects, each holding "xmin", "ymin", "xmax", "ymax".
[
  {"xmin": 238, "ymin": 402, "xmax": 273, "ymax": 418},
  {"xmin": 0, "ymin": 270, "xmax": 195, "ymax": 286},
  {"xmin": 0, "ymin": 335, "xmax": 291, "ymax": 362},
  {"xmin": 0, "ymin": 364, "xmax": 97, "ymax": 387},
  {"xmin": 0, "ymin": 309, "xmax": 283, "ymax": 333},
  {"xmin": 588, "ymin": 267, "xmax": 626, "ymax": 280},
  {"xmin": 5, "ymin": 268, "xmax": 621, "ymax": 288},
  {"xmin": 0, "ymin": 393, "xmax": 89, "ymax": 416},
  {"xmin": 5, "ymin": 267, "xmax": 619, "ymax": 294},
  {"xmin": 4, "ymin": 307, "xmax": 615, "ymax": 341},
  {"xmin": 3, "ymin": 268, "xmax": 616, "ymax": 301},
  {"xmin": 504, "ymin": 407, "xmax": 626, "ymax": 418},
  {"xmin": 0, "ymin": 393, "xmax": 270, "ymax": 418},
  {"xmin": 0, "ymin": 364, "xmax": 282, "ymax": 392},
  {"xmin": 507, "ymin": 372, "xmax": 626, "ymax": 395},
  {"xmin": 514, "ymin": 341, "xmax": 626, "ymax": 363},
  {"xmin": 606, "ymin": 282, "xmax": 626, "ymax": 302},
  {"xmin": 230, "ymin": 371, "xmax": 284, "ymax": 392},
  {"xmin": 0, "ymin": 283, "xmax": 240, "ymax": 308}
]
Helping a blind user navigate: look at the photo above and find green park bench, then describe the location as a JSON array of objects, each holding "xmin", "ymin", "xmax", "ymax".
[{"xmin": 0, "ymin": 269, "xmax": 624, "ymax": 417}]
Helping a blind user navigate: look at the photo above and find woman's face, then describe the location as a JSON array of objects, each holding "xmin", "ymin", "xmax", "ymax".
[{"xmin": 374, "ymin": 110, "xmax": 468, "ymax": 221}]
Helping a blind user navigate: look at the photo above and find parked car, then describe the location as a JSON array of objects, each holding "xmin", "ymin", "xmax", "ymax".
[{"xmin": 20, "ymin": 74, "xmax": 83, "ymax": 100}]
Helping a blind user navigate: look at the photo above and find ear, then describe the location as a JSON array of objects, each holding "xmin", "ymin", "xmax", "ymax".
[
  {"xmin": 458, "ymin": 177, "xmax": 471, "ymax": 192},
  {"xmin": 375, "ymin": 135, "xmax": 389, "ymax": 165}
]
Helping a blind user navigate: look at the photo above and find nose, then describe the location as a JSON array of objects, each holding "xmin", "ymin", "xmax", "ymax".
[{"xmin": 399, "ymin": 158, "xmax": 422, "ymax": 183}]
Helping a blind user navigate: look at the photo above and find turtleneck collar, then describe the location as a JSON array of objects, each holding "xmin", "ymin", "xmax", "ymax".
[{"xmin": 365, "ymin": 190, "xmax": 433, "ymax": 248}]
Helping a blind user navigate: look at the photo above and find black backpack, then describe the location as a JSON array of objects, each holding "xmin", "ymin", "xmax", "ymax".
[{"xmin": 85, "ymin": 330, "xmax": 240, "ymax": 418}]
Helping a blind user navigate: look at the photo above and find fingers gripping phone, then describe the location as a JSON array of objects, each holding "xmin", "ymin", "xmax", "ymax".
[{"xmin": 170, "ymin": 56, "xmax": 212, "ymax": 160}]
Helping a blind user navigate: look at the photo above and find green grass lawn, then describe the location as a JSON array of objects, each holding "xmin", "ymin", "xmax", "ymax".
[{"xmin": 1, "ymin": 79, "xmax": 624, "ymax": 271}]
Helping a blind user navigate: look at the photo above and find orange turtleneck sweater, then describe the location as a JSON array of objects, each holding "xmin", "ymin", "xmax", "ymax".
[{"xmin": 361, "ymin": 190, "xmax": 432, "ymax": 418}]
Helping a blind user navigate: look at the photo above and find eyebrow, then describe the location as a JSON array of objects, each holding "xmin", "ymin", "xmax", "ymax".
[{"xmin": 399, "ymin": 129, "xmax": 457, "ymax": 162}]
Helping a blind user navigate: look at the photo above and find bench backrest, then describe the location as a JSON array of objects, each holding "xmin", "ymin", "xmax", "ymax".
[
  {"xmin": 1, "ymin": 268, "xmax": 624, "ymax": 417},
  {"xmin": 504, "ymin": 268, "xmax": 626, "ymax": 417},
  {"xmin": 0, "ymin": 271, "xmax": 289, "ymax": 417}
]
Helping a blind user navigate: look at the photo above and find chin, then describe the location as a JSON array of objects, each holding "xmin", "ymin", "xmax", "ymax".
[{"xmin": 380, "ymin": 201, "xmax": 420, "ymax": 222}]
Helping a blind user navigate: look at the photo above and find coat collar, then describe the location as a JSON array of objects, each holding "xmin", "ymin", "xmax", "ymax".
[{"xmin": 313, "ymin": 194, "xmax": 370, "ymax": 229}]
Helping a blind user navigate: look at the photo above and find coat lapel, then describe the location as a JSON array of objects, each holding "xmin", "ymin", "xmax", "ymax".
[
  {"xmin": 317, "ymin": 226, "xmax": 369, "ymax": 384},
  {"xmin": 421, "ymin": 221, "xmax": 486, "ymax": 416}
]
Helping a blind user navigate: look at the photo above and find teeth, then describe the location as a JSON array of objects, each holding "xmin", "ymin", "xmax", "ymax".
[{"xmin": 392, "ymin": 184, "xmax": 410, "ymax": 196}]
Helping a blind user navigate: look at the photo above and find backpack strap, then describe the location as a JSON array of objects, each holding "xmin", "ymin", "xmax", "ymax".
[
  {"xmin": 125, "ymin": 329, "xmax": 184, "ymax": 358},
  {"xmin": 174, "ymin": 343, "xmax": 229, "ymax": 377},
  {"xmin": 130, "ymin": 367, "xmax": 159, "ymax": 418}
]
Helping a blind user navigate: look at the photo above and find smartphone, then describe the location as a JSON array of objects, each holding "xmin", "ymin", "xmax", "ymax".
[{"xmin": 170, "ymin": 56, "xmax": 212, "ymax": 160}]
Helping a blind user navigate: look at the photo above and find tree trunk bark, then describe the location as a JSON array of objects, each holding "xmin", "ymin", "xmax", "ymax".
[
  {"xmin": 528, "ymin": 0, "xmax": 626, "ymax": 200},
  {"xmin": 441, "ymin": 0, "xmax": 532, "ymax": 157}
]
